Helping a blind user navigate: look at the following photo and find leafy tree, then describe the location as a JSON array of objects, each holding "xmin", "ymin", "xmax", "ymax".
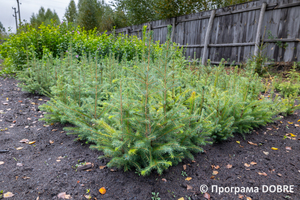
[
  {"xmin": 64, "ymin": 0, "xmax": 78, "ymax": 24},
  {"xmin": 113, "ymin": 0, "xmax": 251, "ymax": 25},
  {"xmin": 30, "ymin": 7, "xmax": 60, "ymax": 29},
  {"xmin": 99, "ymin": 4, "xmax": 129, "ymax": 31},
  {"xmin": 113, "ymin": 0, "xmax": 157, "ymax": 25}
]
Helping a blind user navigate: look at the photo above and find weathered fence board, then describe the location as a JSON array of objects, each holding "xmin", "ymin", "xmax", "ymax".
[{"xmin": 106, "ymin": 0, "xmax": 300, "ymax": 64}]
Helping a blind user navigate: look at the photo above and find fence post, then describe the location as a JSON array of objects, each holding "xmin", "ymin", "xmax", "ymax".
[
  {"xmin": 202, "ymin": 10, "xmax": 216, "ymax": 65},
  {"xmin": 254, "ymin": 2, "xmax": 267, "ymax": 57},
  {"xmin": 171, "ymin": 18, "xmax": 176, "ymax": 42},
  {"xmin": 126, "ymin": 28, "xmax": 129, "ymax": 36}
]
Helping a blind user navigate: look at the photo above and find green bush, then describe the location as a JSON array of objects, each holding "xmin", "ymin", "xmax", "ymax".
[
  {"xmin": 0, "ymin": 22, "xmax": 158, "ymax": 72},
  {"xmin": 273, "ymin": 63, "xmax": 300, "ymax": 97}
]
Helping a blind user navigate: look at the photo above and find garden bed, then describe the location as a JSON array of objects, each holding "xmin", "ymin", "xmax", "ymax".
[{"xmin": 0, "ymin": 77, "xmax": 299, "ymax": 199}]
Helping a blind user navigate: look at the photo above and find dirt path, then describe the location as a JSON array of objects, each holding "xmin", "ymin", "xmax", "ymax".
[{"xmin": 0, "ymin": 76, "xmax": 299, "ymax": 200}]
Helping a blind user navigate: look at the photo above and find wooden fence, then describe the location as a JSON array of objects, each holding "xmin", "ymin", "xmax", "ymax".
[{"xmin": 106, "ymin": 0, "xmax": 300, "ymax": 65}]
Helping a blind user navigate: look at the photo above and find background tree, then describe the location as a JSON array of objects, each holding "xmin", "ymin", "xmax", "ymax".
[
  {"xmin": 30, "ymin": 7, "xmax": 60, "ymax": 29},
  {"xmin": 113, "ymin": 0, "xmax": 251, "ymax": 26},
  {"xmin": 77, "ymin": 0, "xmax": 101, "ymax": 31},
  {"xmin": 99, "ymin": 4, "xmax": 129, "ymax": 31},
  {"xmin": 0, "ymin": 21, "xmax": 5, "ymax": 33},
  {"xmin": 64, "ymin": 0, "xmax": 77, "ymax": 24},
  {"xmin": 113, "ymin": 0, "xmax": 157, "ymax": 25}
]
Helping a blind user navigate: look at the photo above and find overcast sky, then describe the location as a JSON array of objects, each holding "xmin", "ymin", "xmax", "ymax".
[{"xmin": 0, "ymin": 0, "xmax": 110, "ymax": 33}]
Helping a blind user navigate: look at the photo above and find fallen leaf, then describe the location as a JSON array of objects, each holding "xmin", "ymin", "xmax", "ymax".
[
  {"xmin": 84, "ymin": 195, "xmax": 91, "ymax": 199},
  {"xmin": 58, "ymin": 156, "xmax": 64, "ymax": 159},
  {"xmin": 162, "ymin": 178, "xmax": 167, "ymax": 182},
  {"xmin": 3, "ymin": 103, "xmax": 8, "ymax": 105},
  {"xmin": 210, "ymin": 176, "xmax": 215, "ymax": 179},
  {"xmin": 226, "ymin": 164, "xmax": 232, "ymax": 169},
  {"xmin": 263, "ymin": 151, "xmax": 269, "ymax": 155},
  {"xmin": 212, "ymin": 171, "xmax": 218, "ymax": 175},
  {"xmin": 290, "ymin": 133, "xmax": 296, "ymax": 137},
  {"xmin": 238, "ymin": 194, "xmax": 244, "ymax": 199},
  {"xmin": 191, "ymin": 160, "xmax": 196, "ymax": 163},
  {"xmin": 3, "ymin": 192, "xmax": 14, "ymax": 198},
  {"xmin": 277, "ymin": 173, "xmax": 282, "ymax": 177},
  {"xmin": 110, "ymin": 169, "xmax": 115, "ymax": 172},
  {"xmin": 183, "ymin": 164, "xmax": 187, "ymax": 170},
  {"xmin": 246, "ymin": 197, "xmax": 252, "ymax": 200},
  {"xmin": 248, "ymin": 141, "xmax": 257, "ymax": 146},
  {"xmin": 57, "ymin": 192, "xmax": 71, "ymax": 199},
  {"xmin": 49, "ymin": 140, "xmax": 54, "ymax": 144},
  {"xmin": 258, "ymin": 172, "xmax": 267, "ymax": 176},
  {"xmin": 298, "ymin": 119, "xmax": 300, "ymax": 122},
  {"xmin": 250, "ymin": 162, "xmax": 257, "ymax": 165},
  {"xmin": 185, "ymin": 177, "xmax": 192, "ymax": 181},
  {"xmin": 214, "ymin": 165, "xmax": 220, "ymax": 169},
  {"xmin": 178, "ymin": 198, "xmax": 184, "ymax": 200},
  {"xmin": 288, "ymin": 121, "xmax": 293, "ymax": 124},
  {"xmin": 18, "ymin": 100, "xmax": 23, "ymax": 103},
  {"xmin": 16, "ymin": 163, "xmax": 23, "ymax": 166},
  {"xmin": 271, "ymin": 147, "xmax": 278, "ymax": 150},
  {"xmin": 295, "ymin": 124, "xmax": 299, "ymax": 127},
  {"xmin": 52, "ymin": 129, "xmax": 58, "ymax": 132},
  {"xmin": 0, "ymin": 161, "xmax": 4, "ymax": 165},
  {"xmin": 266, "ymin": 128, "xmax": 272, "ymax": 130},
  {"xmin": 236, "ymin": 141, "xmax": 240, "ymax": 144},
  {"xmin": 56, "ymin": 160, "xmax": 61, "ymax": 162},
  {"xmin": 28, "ymin": 141, "xmax": 36, "ymax": 145},
  {"xmin": 16, "ymin": 147, "xmax": 23, "ymax": 150},
  {"xmin": 99, "ymin": 187, "xmax": 106, "ymax": 195},
  {"xmin": 187, "ymin": 184, "xmax": 193, "ymax": 190},
  {"xmin": 36, "ymin": 196, "xmax": 39, "ymax": 200},
  {"xmin": 38, "ymin": 99, "xmax": 43, "ymax": 101},
  {"xmin": 244, "ymin": 163, "xmax": 250, "ymax": 167},
  {"xmin": 99, "ymin": 166, "xmax": 106, "ymax": 169},
  {"xmin": 286, "ymin": 146, "xmax": 292, "ymax": 150},
  {"xmin": 22, "ymin": 176, "xmax": 30, "ymax": 179},
  {"xmin": 204, "ymin": 192, "xmax": 211, "ymax": 199}
]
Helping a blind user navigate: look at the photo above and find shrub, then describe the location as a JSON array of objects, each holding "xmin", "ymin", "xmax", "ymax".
[
  {"xmin": 0, "ymin": 22, "xmax": 158, "ymax": 72},
  {"xmin": 16, "ymin": 28, "xmax": 299, "ymax": 175}
]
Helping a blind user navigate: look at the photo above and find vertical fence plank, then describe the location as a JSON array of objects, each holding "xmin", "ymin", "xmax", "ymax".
[
  {"xmin": 202, "ymin": 10, "xmax": 216, "ymax": 65},
  {"xmin": 171, "ymin": 18, "xmax": 176, "ymax": 42},
  {"xmin": 254, "ymin": 2, "xmax": 267, "ymax": 57}
]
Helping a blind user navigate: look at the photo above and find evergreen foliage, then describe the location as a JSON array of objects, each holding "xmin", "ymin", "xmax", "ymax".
[
  {"xmin": 30, "ymin": 7, "xmax": 60, "ymax": 29},
  {"xmin": 64, "ymin": 0, "xmax": 78, "ymax": 24},
  {"xmin": 77, "ymin": 0, "xmax": 101, "ymax": 31},
  {"xmin": 16, "ymin": 26, "xmax": 299, "ymax": 175}
]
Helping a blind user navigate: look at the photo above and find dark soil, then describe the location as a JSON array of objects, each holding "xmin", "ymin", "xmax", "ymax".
[{"xmin": 0, "ymin": 76, "xmax": 300, "ymax": 200}]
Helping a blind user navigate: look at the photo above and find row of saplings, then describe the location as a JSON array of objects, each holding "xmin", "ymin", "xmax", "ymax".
[{"xmin": 17, "ymin": 33, "xmax": 299, "ymax": 176}]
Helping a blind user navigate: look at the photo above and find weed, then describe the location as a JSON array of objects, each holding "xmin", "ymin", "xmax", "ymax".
[
  {"xmin": 181, "ymin": 171, "xmax": 188, "ymax": 177},
  {"xmin": 151, "ymin": 192, "xmax": 160, "ymax": 200}
]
